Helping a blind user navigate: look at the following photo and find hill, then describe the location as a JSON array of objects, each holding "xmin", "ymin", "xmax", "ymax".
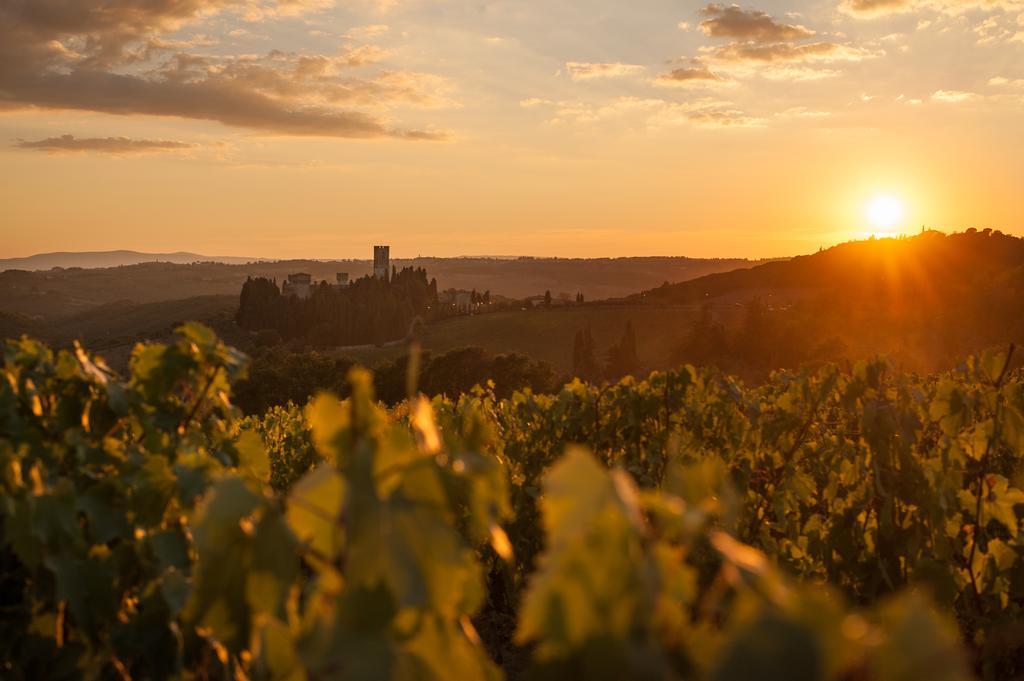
[
  {"xmin": 0, "ymin": 255, "xmax": 764, "ymax": 322},
  {"xmin": 629, "ymin": 229, "xmax": 1024, "ymax": 374},
  {"xmin": 0, "ymin": 249, "xmax": 260, "ymax": 270},
  {"xmin": 334, "ymin": 230, "xmax": 1024, "ymax": 379},
  {"xmin": 632, "ymin": 229, "xmax": 1024, "ymax": 306},
  {"xmin": 331, "ymin": 302, "xmax": 711, "ymax": 376},
  {"xmin": 40, "ymin": 295, "xmax": 241, "ymax": 370},
  {"xmin": 0, "ymin": 254, "xmax": 761, "ymax": 373}
]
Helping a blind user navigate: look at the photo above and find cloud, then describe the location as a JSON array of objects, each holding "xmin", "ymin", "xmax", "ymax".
[
  {"xmin": 931, "ymin": 89, "xmax": 977, "ymax": 102},
  {"xmin": 695, "ymin": 41, "xmax": 880, "ymax": 81},
  {"xmin": 840, "ymin": 0, "xmax": 913, "ymax": 16},
  {"xmin": 14, "ymin": 134, "xmax": 197, "ymax": 154},
  {"xmin": 684, "ymin": 109, "xmax": 764, "ymax": 128},
  {"xmin": 535, "ymin": 96, "xmax": 763, "ymax": 130},
  {"xmin": 0, "ymin": 0, "xmax": 451, "ymax": 139},
  {"xmin": 565, "ymin": 62, "xmax": 645, "ymax": 81},
  {"xmin": 776, "ymin": 106, "xmax": 831, "ymax": 118},
  {"xmin": 841, "ymin": 0, "xmax": 1024, "ymax": 17},
  {"xmin": 678, "ymin": 5, "xmax": 878, "ymax": 82},
  {"xmin": 703, "ymin": 41, "xmax": 877, "ymax": 64},
  {"xmin": 699, "ymin": 4, "xmax": 816, "ymax": 42},
  {"xmin": 655, "ymin": 63, "xmax": 730, "ymax": 87},
  {"xmin": 990, "ymin": 76, "xmax": 1024, "ymax": 87},
  {"xmin": 343, "ymin": 24, "xmax": 390, "ymax": 40}
]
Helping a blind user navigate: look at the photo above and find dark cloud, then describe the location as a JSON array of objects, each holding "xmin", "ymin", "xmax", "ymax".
[
  {"xmin": 699, "ymin": 4, "xmax": 815, "ymax": 42},
  {"xmin": 0, "ymin": 0, "xmax": 451, "ymax": 139},
  {"xmin": 15, "ymin": 134, "xmax": 195, "ymax": 153}
]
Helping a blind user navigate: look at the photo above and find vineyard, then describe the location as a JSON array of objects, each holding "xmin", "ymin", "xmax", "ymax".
[{"xmin": 3, "ymin": 323, "xmax": 1024, "ymax": 680}]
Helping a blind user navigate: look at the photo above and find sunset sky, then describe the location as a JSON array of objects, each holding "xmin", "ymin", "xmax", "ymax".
[{"xmin": 1, "ymin": 0, "xmax": 1022, "ymax": 259}]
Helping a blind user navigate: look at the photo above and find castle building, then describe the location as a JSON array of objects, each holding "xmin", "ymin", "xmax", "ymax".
[
  {"xmin": 282, "ymin": 272, "xmax": 312, "ymax": 298},
  {"xmin": 283, "ymin": 246, "xmax": 386, "ymax": 297},
  {"xmin": 373, "ymin": 245, "xmax": 390, "ymax": 280}
]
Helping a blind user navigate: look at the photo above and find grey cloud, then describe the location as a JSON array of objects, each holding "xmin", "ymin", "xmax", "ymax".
[
  {"xmin": 15, "ymin": 134, "xmax": 196, "ymax": 153},
  {"xmin": 3, "ymin": 68, "xmax": 407, "ymax": 137},
  {"xmin": 699, "ymin": 4, "xmax": 815, "ymax": 42},
  {"xmin": 0, "ymin": 0, "xmax": 450, "ymax": 139}
]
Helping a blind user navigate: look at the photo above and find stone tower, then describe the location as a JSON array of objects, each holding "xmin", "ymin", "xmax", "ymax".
[{"xmin": 373, "ymin": 245, "xmax": 390, "ymax": 280}]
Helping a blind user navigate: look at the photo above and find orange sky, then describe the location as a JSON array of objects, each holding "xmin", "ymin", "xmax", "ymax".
[{"xmin": 1, "ymin": 0, "xmax": 1022, "ymax": 259}]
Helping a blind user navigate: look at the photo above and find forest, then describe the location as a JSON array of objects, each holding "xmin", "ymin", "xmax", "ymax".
[
  {"xmin": 3, "ymin": 323, "xmax": 1023, "ymax": 680},
  {"xmin": 236, "ymin": 267, "xmax": 438, "ymax": 347}
]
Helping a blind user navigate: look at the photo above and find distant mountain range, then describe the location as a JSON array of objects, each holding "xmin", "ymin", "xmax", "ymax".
[{"xmin": 0, "ymin": 250, "xmax": 262, "ymax": 271}]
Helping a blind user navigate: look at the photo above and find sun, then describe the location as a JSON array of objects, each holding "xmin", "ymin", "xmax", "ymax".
[{"xmin": 865, "ymin": 195, "xmax": 905, "ymax": 232}]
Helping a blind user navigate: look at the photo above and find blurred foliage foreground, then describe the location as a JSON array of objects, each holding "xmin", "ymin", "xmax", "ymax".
[{"xmin": 4, "ymin": 324, "xmax": 1024, "ymax": 680}]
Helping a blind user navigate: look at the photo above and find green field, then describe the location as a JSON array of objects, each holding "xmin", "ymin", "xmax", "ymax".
[{"xmin": 337, "ymin": 303, "xmax": 704, "ymax": 374}]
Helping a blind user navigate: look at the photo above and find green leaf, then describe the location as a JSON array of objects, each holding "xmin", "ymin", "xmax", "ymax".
[
  {"xmin": 989, "ymin": 476, "xmax": 1024, "ymax": 534},
  {"xmin": 248, "ymin": 511, "xmax": 300, "ymax": 617},
  {"xmin": 286, "ymin": 465, "xmax": 346, "ymax": 561},
  {"xmin": 236, "ymin": 429, "xmax": 271, "ymax": 483},
  {"xmin": 516, "ymin": 448, "xmax": 649, "ymax": 659},
  {"xmin": 254, "ymin": 616, "xmax": 307, "ymax": 681},
  {"xmin": 184, "ymin": 477, "xmax": 262, "ymax": 652}
]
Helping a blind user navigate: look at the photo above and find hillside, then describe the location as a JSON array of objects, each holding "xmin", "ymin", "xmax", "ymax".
[
  {"xmin": 0, "ymin": 255, "xmax": 764, "ymax": 321},
  {"xmin": 335, "ymin": 230, "xmax": 1024, "ymax": 379},
  {"xmin": 332, "ymin": 303, "xmax": 716, "ymax": 376},
  {"xmin": 41, "ymin": 295, "xmax": 241, "ymax": 370},
  {"xmin": 9, "ymin": 231, "xmax": 1024, "ymax": 383},
  {"xmin": 632, "ymin": 229, "xmax": 1024, "ymax": 306},
  {"xmin": 0, "ymin": 254, "xmax": 762, "ymax": 373},
  {"xmin": 628, "ymin": 229, "xmax": 1024, "ymax": 374},
  {"xmin": 0, "ymin": 249, "xmax": 260, "ymax": 270}
]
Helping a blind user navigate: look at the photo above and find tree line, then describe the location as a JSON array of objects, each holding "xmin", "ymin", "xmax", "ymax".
[{"xmin": 236, "ymin": 266, "xmax": 438, "ymax": 347}]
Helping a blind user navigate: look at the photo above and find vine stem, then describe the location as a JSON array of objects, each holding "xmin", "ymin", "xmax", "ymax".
[
  {"xmin": 593, "ymin": 385, "xmax": 610, "ymax": 455},
  {"xmin": 965, "ymin": 343, "xmax": 1015, "ymax": 608},
  {"xmin": 178, "ymin": 366, "xmax": 220, "ymax": 434}
]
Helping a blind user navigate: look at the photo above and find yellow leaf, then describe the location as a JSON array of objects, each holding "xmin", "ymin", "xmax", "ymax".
[{"xmin": 489, "ymin": 523, "xmax": 513, "ymax": 562}]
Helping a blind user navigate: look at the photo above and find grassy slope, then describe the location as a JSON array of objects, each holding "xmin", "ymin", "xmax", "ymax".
[
  {"xmin": 41, "ymin": 295, "xmax": 240, "ymax": 371},
  {"xmin": 336, "ymin": 303, "xmax": 706, "ymax": 375},
  {"xmin": 48, "ymin": 295, "xmax": 238, "ymax": 346}
]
